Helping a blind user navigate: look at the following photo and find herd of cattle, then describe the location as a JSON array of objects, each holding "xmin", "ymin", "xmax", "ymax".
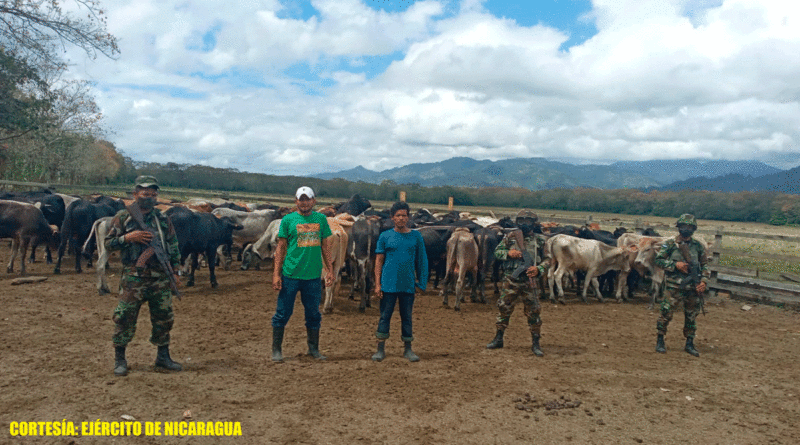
[{"xmin": 1, "ymin": 190, "xmax": 699, "ymax": 311}]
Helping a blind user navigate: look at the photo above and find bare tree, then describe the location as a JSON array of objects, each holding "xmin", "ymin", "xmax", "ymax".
[{"xmin": 0, "ymin": 0, "xmax": 119, "ymax": 69}]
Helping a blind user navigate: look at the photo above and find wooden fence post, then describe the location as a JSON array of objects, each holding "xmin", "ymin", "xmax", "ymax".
[
  {"xmin": 448, "ymin": 197, "xmax": 454, "ymax": 211},
  {"xmin": 709, "ymin": 227, "xmax": 723, "ymax": 297},
  {"xmin": 399, "ymin": 191, "xmax": 406, "ymax": 202}
]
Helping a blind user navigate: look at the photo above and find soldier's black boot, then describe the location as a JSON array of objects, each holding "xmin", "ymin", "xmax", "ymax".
[
  {"xmin": 656, "ymin": 334, "xmax": 666, "ymax": 354},
  {"xmin": 531, "ymin": 333, "xmax": 544, "ymax": 357},
  {"xmin": 403, "ymin": 341, "xmax": 420, "ymax": 362},
  {"xmin": 155, "ymin": 345, "xmax": 182, "ymax": 371},
  {"xmin": 486, "ymin": 330, "xmax": 504, "ymax": 349},
  {"xmin": 272, "ymin": 326, "xmax": 285, "ymax": 363},
  {"xmin": 307, "ymin": 328, "xmax": 326, "ymax": 360},
  {"xmin": 371, "ymin": 341, "xmax": 386, "ymax": 362},
  {"xmin": 685, "ymin": 337, "xmax": 700, "ymax": 357},
  {"xmin": 114, "ymin": 346, "xmax": 128, "ymax": 376}
]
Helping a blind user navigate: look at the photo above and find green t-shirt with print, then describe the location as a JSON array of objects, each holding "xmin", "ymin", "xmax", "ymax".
[{"xmin": 278, "ymin": 211, "xmax": 332, "ymax": 280}]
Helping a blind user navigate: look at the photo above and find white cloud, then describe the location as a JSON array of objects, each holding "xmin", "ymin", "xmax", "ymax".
[{"xmin": 60, "ymin": 0, "xmax": 800, "ymax": 176}]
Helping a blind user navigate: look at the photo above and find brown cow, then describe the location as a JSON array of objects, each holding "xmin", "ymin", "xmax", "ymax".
[
  {"xmin": 322, "ymin": 217, "xmax": 349, "ymax": 314},
  {"xmin": 440, "ymin": 227, "xmax": 479, "ymax": 311},
  {"xmin": 616, "ymin": 233, "xmax": 672, "ymax": 308},
  {"xmin": 1, "ymin": 200, "xmax": 59, "ymax": 275}
]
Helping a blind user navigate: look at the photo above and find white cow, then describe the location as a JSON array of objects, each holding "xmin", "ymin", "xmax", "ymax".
[
  {"xmin": 546, "ymin": 234, "xmax": 631, "ymax": 304},
  {"xmin": 211, "ymin": 208, "xmax": 278, "ymax": 269},
  {"xmin": 82, "ymin": 216, "xmax": 114, "ymax": 295},
  {"xmin": 241, "ymin": 218, "xmax": 282, "ymax": 270}
]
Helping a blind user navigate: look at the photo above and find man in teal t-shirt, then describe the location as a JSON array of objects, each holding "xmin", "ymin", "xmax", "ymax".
[{"xmin": 271, "ymin": 186, "xmax": 333, "ymax": 363}]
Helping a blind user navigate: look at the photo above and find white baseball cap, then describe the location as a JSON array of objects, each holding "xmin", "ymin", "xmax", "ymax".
[{"xmin": 295, "ymin": 186, "xmax": 315, "ymax": 199}]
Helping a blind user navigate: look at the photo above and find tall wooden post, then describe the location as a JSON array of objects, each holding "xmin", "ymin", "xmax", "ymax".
[
  {"xmin": 448, "ymin": 197, "xmax": 454, "ymax": 211},
  {"xmin": 399, "ymin": 191, "xmax": 406, "ymax": 202}
]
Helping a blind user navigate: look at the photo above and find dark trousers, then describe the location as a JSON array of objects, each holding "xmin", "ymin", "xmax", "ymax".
[
  {"xmin": 375, "ymin": 292, "xmax": 415, "ymax": 342},
  {"xmin": 272, "ymin": 276, "xmax": 322, "ymax": 329}
]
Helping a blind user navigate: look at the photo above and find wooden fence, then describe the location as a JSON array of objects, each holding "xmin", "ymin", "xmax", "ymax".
[{"xmin": 541, "ymin": 213, "xmax": 800, "ymax": 308}]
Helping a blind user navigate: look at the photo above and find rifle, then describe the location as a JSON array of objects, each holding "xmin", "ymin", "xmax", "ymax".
[
  {"xmin": 127, "ymin": 203, "xmax": 182, "ymax": 300},
  {"xmin": 677, "ymin": 241, "xmax": 705, "ymax": 315},
  {"xmin": 508, "ymin": 230, "xmax": 540, "ymax": 300}
]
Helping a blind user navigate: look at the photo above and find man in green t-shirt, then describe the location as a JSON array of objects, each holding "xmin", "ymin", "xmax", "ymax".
[{"xmin": 271, "ymin": 186, "xmax": 334, "ymax": 362}]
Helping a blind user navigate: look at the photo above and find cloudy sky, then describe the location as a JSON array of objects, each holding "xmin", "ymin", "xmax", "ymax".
[{"xmin": 64, "ymin": 0, "xmax": 800, "ymax": 175}]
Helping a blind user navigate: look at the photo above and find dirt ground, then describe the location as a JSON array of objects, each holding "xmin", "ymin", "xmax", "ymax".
[{"xmin": 1, "ymin": 254, "xmax": 799, "ymax": 445}]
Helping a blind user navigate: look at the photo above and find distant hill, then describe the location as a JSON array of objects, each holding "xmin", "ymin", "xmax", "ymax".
[
  {"xmin": 611, "ymin": 160, "xmax": 781, "ymax": 184},
  {"xmin": 657, "ymin": 165, "xmax": 800, "ymax": 193},
  {"xmin": 314, "ymin": 157, "xmax": 785, "ymax": 191}
]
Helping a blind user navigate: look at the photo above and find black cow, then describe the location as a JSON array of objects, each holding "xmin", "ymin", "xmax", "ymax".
[
  {"xmin": 1, "ymin": 200, "xmax": 59, "ymax": 275},
  {"xmin": 473, "ymin": 226, "xmax": 505, "ymax": 302},
  {"xmin": 577, "ymin": 226, "xmax": 618, "ymax": 246},
  {"xmin": 165, "ymin": 206, "xmax": 243, "ymax": 289},
  {"xmin": 347, "ymin": 217, "xmax": 381, "ymax": 312},
  {"xmin": 416, "ymin": 226, "xmax": 455, "ymax": 289},
  {"xmin": 54, "ymin": 197, "xmax": 124, "ymax": 274},
  {"xmin": 215, "ymin": 202, "xmax": 249, "ymax": 212},
  {"xmin": 336, "ymin": 194, "xmax": 372, "ymax": 217},
  {"xmin": 638, "ymin": 227, "xmax": 661, "ymax": 236},
  {"xmin": 0, "ymin": 190, "xmax": 65, "ymax": 263},
  {"xmin": 411, "ymin": 208, "xmax": 437, "ymax": 224}
]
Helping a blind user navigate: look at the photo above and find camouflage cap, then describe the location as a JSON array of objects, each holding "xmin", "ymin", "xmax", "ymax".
[
  {"xmin": 676, "ymin": 214, "xmax": 697, "ymax": 228},
  {"xmin": 134, "ymin": 175, "xmax": 159, "ymax": 190},
  {"xmin": 515, "ymin": 209, "xmax": 538, "ymax": 223}
]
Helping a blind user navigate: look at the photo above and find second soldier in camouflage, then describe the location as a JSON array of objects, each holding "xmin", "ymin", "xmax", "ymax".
[
  {"xmin": 653, "ymin": 214, "xmax": 710, "ymax": 357},
  {"xmin": 486, "ymin": 209, "xmax": 551, "ymax": 356}
]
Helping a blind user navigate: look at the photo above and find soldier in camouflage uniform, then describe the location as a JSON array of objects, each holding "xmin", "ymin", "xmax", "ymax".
[
  {"xmin": 653, "ymin": 214, "xmax": 710, "ymax": 357},
  {"xmin": 486, "ymin": 209, "xmax": 551, "ymax": 356},
  {"xmin": 105, "ymin": 176, "xmax": 183, "ymax": 376}
]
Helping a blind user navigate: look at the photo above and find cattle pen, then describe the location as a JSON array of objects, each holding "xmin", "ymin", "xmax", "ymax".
[{"xmin": 3, "ymin": 179, "xmax": 799, "ymax": 309}]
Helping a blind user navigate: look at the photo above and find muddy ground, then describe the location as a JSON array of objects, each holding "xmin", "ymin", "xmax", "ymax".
[{"xmin": 1, "ymin": 254, "xmax": 799, "ymax": 445}]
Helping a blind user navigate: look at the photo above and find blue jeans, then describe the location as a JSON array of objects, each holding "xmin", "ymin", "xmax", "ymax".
[
  {"xmin": 271, "ymin": 276, "xmax": 322, "ymax": 329},
  {"xmin": 376, "ymin": 292, "xmax": 415, "ymax": 342}
]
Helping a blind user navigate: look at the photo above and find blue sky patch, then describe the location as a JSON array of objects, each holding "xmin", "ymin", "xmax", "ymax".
[
  {"xmin": 482, "ymin": 0, "xmax": 597, "ymax": 50},
  {"xmin": 278, "ymin": 0, "xmax": 319, "ymax": 21},
  {"xmin": 186, "ymin": 23, "xmax": 222, "ymax": 52},
  {"xmin": 190, "ymin": 69, "xmax": 270, "ymax": 89},
  {"xmin": 117, "ymin": 83, "xmax": 208, "ymax": 100}
]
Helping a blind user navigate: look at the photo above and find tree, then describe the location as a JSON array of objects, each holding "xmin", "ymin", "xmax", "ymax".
[
  {"xmin": 0, "ymin": 0, "xmax": 119, "ymax": 70},
  {"xmin": 0, "ymin": 48, "xmax": 51, "ymax": 139}
]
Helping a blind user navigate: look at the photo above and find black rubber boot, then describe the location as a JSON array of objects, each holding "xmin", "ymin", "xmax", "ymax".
[
  {"xmin": 154, "ymin": 345, "xmax": 182, "ymax": 371},
  {"xmin": 531, "ymin": 333, "xmax": 544, "ymax": 357},
  {"xmin": 685, "ymin": 337, "xmax": 700, "ymax": 357},
  {"xmin": 272, "ymin": 326, "xmax": 285, "ymax": 363},
  {"xmin": 403, "ymin": 341, "xmax": 420, "ymax": 362},
  {"xmin": 656, "ymin": 334, "xmax": 666, "ymax": 354},
  {"xmin": 307, "ymin": 328, "xmax": 326, "ymax": 360},
  {"xmin": 486, "ymin": 330, "xmax": 504, "ymax": 349},
  {"xmin": 114, "ymin": 346, "xmax": 128, "ymax": 376},
  {"xmin": 371, "ymin": 341, "xmax": 386, "ymax": 362}
]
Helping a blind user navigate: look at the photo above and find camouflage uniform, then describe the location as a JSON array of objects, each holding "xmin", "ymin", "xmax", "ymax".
[
  {"xmin": 493, "ymin": 233, "xmax": 551, "ymax": 334},
  {"xmin": 653, "ymin": 230, "xmax": 710, "ymax": 340},
  {"xmin": 105, "ymin": 207, "xmax": 181, "ymax": 347}
]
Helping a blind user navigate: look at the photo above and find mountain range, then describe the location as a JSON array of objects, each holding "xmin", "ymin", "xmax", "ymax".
[{"xmin": 313, "ymin": 157, "xmax": 789, "ymax": 192}]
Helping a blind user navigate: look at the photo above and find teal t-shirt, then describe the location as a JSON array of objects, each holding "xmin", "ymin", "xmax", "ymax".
[{"xmin": 278, "ymin": 211, "xmax": 332, "ymax": 280}]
